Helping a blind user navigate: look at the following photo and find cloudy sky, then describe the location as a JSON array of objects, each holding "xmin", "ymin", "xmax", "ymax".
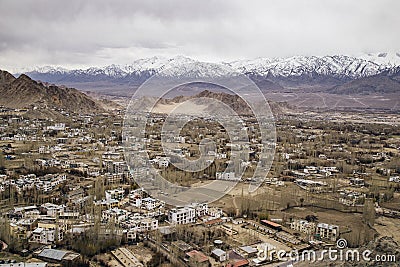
[{"xmin": 0, "ymin": 0, "xmax": 399, "ymax": 71}]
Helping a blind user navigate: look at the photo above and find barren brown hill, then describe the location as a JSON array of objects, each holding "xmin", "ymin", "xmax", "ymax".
[
  {"xmin": 0, "ymin": 70, "xmax": 105, "ymax": 115},
  {"xmin": 155, "ymin": 89, "xmax": 296, "ymax": 116}
]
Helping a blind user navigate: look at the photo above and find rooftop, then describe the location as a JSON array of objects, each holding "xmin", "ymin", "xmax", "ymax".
[
  {"xmin": 239, "ymin": 245, "xmax": 258, "ymax": 254},
  {"xmin": 186, "ymin": 250, "xmax": 208, "ymax": 263},
  {"xmin": 212, "ymin": 248, "xmax": 226, "ymax": 257},
  {"xmin": 38, "ymin": 248, "xmax": 67, "ymax": 261}
]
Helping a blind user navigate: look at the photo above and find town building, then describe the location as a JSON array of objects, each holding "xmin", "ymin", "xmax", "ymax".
[
  {"xmin": 105, "ymin": 188, "xmax": 125, "ymax": 201},
  {"xmin": 316, "ymin": 223, "xmax": 339, "ymax": 241},
  {"xmin": 290, "ymin": 219, "xmax": 316, "ymax": 235},
  {"xmin": 211, "ymin": 248, "xmax": 228, "ymax": 262},
  {"xmin": 30, "ymin": 227, "xmax": 63, "ymax": 244},
  {"xmin": 168, "ymin": 207, "xmax": 196, "ymax": 225}
]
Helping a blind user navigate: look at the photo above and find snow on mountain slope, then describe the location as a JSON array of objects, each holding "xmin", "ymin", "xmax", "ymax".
[
  {"xmin": 123, "ymin": 55, "xmax": 195, "ymax": 74},
  {"xmin": 226, "ymin": 55, "xmax": 390, "ymax": 78},
  {"xmin": 32, "ymin": 66, "xmax": 70, "ymax": 75},
  {"xmin": 358, "ymin": 52, "xmax": 400, "ymax": 66},
  {"xmin": 24, "ymin": 53, "xmax": 399, "ymax": 80},
  {"xmin": 26, "ymin": 55, "xmax": 237, "ymax": 79}
]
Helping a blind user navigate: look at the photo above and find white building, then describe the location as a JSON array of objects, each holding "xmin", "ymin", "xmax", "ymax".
[
  {"xmin": 102, "ymin": 152, "xmax": 121, "ymax": 160},
  {"xmin": 211, "ymin": 249, "xmax": 228, "ymax": 262},
  {"xmin": 38, "ymin": 146, "xmax": 49, "ymax": 154},
  {"xmin": 102, "ymin": 208, "xmax": 131, "ymax": 224},
  {"xmin": 30, "ymin": 227, "xmax": 63, "ymax": 244},
  {"xmin": 190, "ymin": 203, "xmax": 208, "ymax": 217},
  {"xmin": 216, "ymin": 153, "xmax": 227, "ymax": 159},
  {"xmin": 132, "ymin": 218, "xmax": 158, "ymax": 232},
  {"xmin": 126, "ymin": 229, "xmax": 137, "ymax": 242},
  {"xmin": 216, "ymin": 172, "xmax": 238, "ymax": 181},
  {"xmin": 105, "ymin": 188, "xmax": 125, "ymax": 201},
  {"xmin": 129, "ymin": 188, "xmax": 147, "ymax": 207},
  {"xmin": 174, "ymin": 136, "xmax": 185, "ymax": 143},
  {"xmin": 322, "ymin": 166, "xmax": 338, "ymax": 172},
  {"xmin": 295, "ymin": 179, "xmax": 327, "ymax": 192},
  {"xmin": 168, "ymin": 207, "xmax": 195, "ymax": 225},
  {"xmin": 349, "ymin": 178, "xmax": 365, "ymax": 187},
  {"xmin": 207, "ymin": 207, "xmax": 223, "ymax": 218},
  {"xmin": 37, "ymin": 182, "xmax": 53, "ymax": 192},
  {"xmin": 41, "ymin": 203, "xmax": 65, "ymax": 217},
  {"xmin": 304, "ymin": 166, "xmax": 318, "ymax": 174},
  {"xmin": 113, "ymin": 161, "xmax": 128, "ymax": 173},
  {"xmin": 94, "ymin": 198, "xmax": 119, "ymax": 209},
  {"xmin": 290, "ymin": 219, "xmax": 316, "ymax": 235},
  {"xmin": 142, "ymin": 197, "xmax": 157, "ymax": 210},
  {"xmin": 316, "ymin": 223, "xmax": 339, "ymax": 241},
  {"xmin": 47, "ymin": 123, "xmax": 65, "ymax": 131},
  {"xmin": 130, "ymin": 194, "xmax": 142, "ymax": 208},
  {"xmin": 158, "ymin": 158, "xmax": 169, "ymax": 168}
]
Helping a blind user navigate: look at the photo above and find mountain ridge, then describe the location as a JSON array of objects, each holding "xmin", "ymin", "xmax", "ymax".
[
  {"xmin": 5, "ymin": 53, "xmax": 400, "ymax": 102},
  {"xmin": 9, "ymin": 53, "xmax": 400, "ymax": 97},
  {"xmin": 21, "ymin": 54, "xmax": 399, "ymax": 79},
  {"xmin": 0, "ymin": 70, "xmax": 105, "ymax": 117}
]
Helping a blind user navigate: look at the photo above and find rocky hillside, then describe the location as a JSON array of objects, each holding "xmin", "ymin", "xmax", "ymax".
[{"xmin": 0, "ymin": 70, "xmax": 105, "ymax": 116}]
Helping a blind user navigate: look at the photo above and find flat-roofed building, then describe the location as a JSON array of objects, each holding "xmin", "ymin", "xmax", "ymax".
[
  {"xmin": 168, "ymin": 207, "xmax": 195, "ymax": 225},
  {"xmin": 260, "ymin": 220, "xmax": 282, "ymax": 231},
  {"xmin": 105, "ymin": 188, "xmax": 125, "ymax": 201},
  {"xmin": 30, "ymin": 227, "xmax": 61, "ymax": 244},
  {"xmin": 239, "ymin": 245, "xmax": 258, "ymax": 258},
  {"xmin": 35, "ymin": 248, "xmax": 80, "ymax": 264},
  {"xmin": 211, "ymin": 248, "xmax": 228, "ymax": 262},
  {"xmin": 290, "ymin": 219, "xmax": 316, "ymax": 235},
  {"xmin": 316, "ymin": 223, "xmax": 339, "ymax": 241},
  {"xmin": 185, "ymin": 250, "xmax": 209, "ymax": 267},
  {"xmin": 102, "ymin": 208, "xmax": 130, "ymax": 224}
]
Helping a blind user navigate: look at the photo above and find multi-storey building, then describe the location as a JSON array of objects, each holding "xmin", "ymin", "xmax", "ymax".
[
  {"xmin": 105, "ymin": 188, "xmax": 125, "ymax": 201},
  {"xmin": 30, "ymin": 227, "xmax": 63, "ymax": 244},
  {"xmin": 290, "ymin": 219, "xmax": 316, "ymax": 235},
  {"xmin": 316, "ymin": 223, "xmax": 339, "ymax": 241},
  {"xmin": 168, "ymin": 207, "xmax": 196, "ymax": 225},
  {"xmin": 102, "ymin": 208, "xmax": 131, "ymax": 224}
]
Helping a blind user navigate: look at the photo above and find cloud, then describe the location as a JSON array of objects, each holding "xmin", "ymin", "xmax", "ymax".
[{"xmin": 0, "ymin": 0, "xmax": 399, "ymax": 71}]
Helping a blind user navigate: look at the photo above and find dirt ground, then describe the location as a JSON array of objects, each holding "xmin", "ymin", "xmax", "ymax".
[
  {"xmin": 0, "ymin": 251, "xmax": 25, "ymax": 261},
  {"xmin": 380, "ymin": 192, "xmax": 400, "ymax": 211},
  {"xmin": 281, "ymin": 206, "xmax": 363, "ymax": 231},
  {"xmin": 374, "ymin": 216, "xmax": 400, "ymax": 244},
  {"xmin": 95, "ymin": 245, "xmax": 154, "ymax": 267},
  {"xmin": 280, "ymin": 206, "xmax": 379, "ymax": 247},
  {"xmin": 213, "ymin": 182, "xmax": 318, "ymax": 216},
  {"xmin": 126, "ymin": 244, "xmax": 154, "ymax": 265},
  {"xmin": 95, "ymin": 253, "xmax": 122, "ymax": 267}
]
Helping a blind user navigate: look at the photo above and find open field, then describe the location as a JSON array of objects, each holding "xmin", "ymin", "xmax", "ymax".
[
  {"xmin": 264, "ymin": 92, "xmax": 400, "ymax": 111},
  {"xmin": 374, "ymin": 216, "xmax": 400, "ymax": 243}
]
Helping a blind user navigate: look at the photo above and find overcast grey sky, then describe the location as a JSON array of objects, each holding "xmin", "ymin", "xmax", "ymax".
[{"xmin": 0, "ymin": 0, "xmax": 399, "ymax": 71}]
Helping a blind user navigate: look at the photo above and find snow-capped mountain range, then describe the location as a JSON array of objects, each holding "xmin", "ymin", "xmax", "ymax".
[
  {"xmin": 23, "ymin": 52, "xmax": 400, "ymax": 79},
  {"xmin": 227, "ymin": 54, "xmax": 399, "ymax": 78},
  {"xmin": 15, "ymin": 52, "xmax": 400, "ymax": 97}
]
